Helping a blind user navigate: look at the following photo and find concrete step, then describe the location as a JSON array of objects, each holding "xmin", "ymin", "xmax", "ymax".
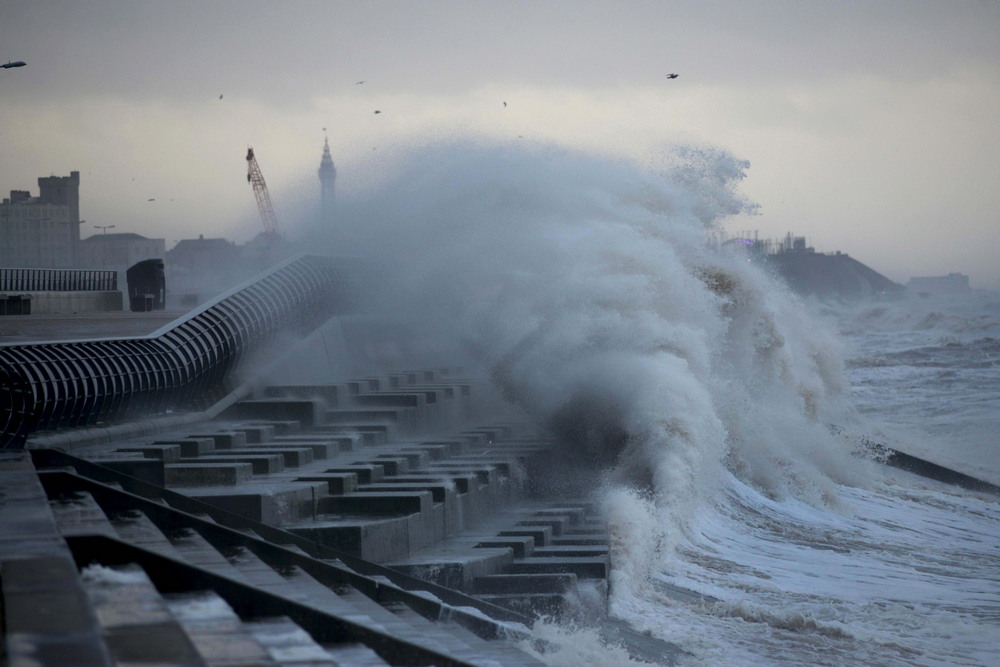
[
  {"xmin": 224, "ymin": 398, "xmax": 324, "ymax": 427},
  {"xmin": 506, "ymin": 556, "xmax": 610, "ymax": 580},
  {"xmin": 80, "ymin": 563, "xmax": 203, "ymax": 665},
  {"xmin": 178, "ymin": 453, "xmax": 285, "ymax": 475},
  {"xmin": 164, "ymin": 462, "xmax": 254, "ymax": 487},
  {"xmin": 244, "ymin": 616, "xmax": 338, "ymax": 665},
  {"xmin": 323, "ymin": 641, "xmax": 390, "ymax": 665},
  {"xmin": 48, "ymin": 491, "xmax": 118, "ymax": 537},
  {"xmin": 287, "ymin": 515, "xmax": 412, "ymax": 562},
  {"xmin": 164, "ymin": 591, "xmax": 277, "ymax": 666},
  {"xmin": 114, "ymin": 444, "xmax": 182, "ymax": 462},
  {"xmin": 473, "ymin": 572, "xmax": 578, "ymax": 596},
  {"xmin": 319, "ymin": 490, "xmax": 433, "ymax": 517},
  {"xmin": 153, "ymin": 437, "xmax": 218, "ymax": 457},
  {"xmin": 225, "ymin": 445, "xmax": 315, "ymax": 468},
  {"xmin": 182, "ymin": 480, "xmax": 326, "ymax": 525},
  {"xmin": 112, "ymin": 510, "xmax": 185, "ymax": 558},
  {"xmin": 386, "ymin": 545, "xmax": 513, "ymax": 591}
]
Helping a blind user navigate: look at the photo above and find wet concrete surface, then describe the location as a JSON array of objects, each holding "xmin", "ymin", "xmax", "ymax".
[{"xmin": 0, "ymin": 311, "xmax": 190, "ymax": 345}]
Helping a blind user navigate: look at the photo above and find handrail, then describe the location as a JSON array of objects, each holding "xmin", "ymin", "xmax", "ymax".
[
  {"xmin": 1, "ymin": 255, "xmax": 349, "ymax": 448},
  {"xmin": 0, "ymin": 267, "xmax": 118, "ymax": 292}
]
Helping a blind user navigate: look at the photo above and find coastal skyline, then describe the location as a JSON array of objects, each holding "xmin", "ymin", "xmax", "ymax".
[{"xmin": 2, "ymin": 0, "xmax": 998, "ymax": 288}]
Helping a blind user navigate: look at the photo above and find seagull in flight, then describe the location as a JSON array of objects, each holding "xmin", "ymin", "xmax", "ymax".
[{"xmin": 666, "ymin": 73, "xmax": 679, "ymax": 79}]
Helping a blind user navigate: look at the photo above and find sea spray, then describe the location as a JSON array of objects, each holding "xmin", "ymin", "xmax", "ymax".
[{"xmin": 327, "ymin": 137, "xmax": 868, "ymax": 543}]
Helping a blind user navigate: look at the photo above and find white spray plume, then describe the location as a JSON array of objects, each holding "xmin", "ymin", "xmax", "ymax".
[{"xmin": 322, "ymin": 139, "xmax": 869, "ymax": 569}]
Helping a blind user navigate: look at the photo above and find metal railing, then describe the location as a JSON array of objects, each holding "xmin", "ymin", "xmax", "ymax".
[
  {"xmin": 0, "ymin": 267, "xmax": 118, "ymax": 292},
  {"xmin": 0, "ymin": 255, "xmax": 351, "ymax": 449}
]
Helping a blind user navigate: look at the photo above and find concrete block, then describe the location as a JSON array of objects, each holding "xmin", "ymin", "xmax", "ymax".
[
  {"xmin": 185, "ymin": 481, "xmax": 325, "ymax": 524},
  {"xmin": 531, "ymin": 545, "xmax": 610, "ymax": 558},
  {"xmin": 325, "ymin": 465, "xmax": 384, "ymax": 483},
  {"xmin": 287, "ymin": 515, "xmax": 411, "ymax": 562},
  {"xmin": 154, "ymin": 438, "xmax": 216, "ymax": 457},
  {"xmin": 95, "ymin": 459, "xmax": 165, "ymax": 486},
  {"xmin": 164, "ymin": 462, "xmax": 253, "ymax": 487},
  {"xmin": 232, "ymin": 424, "xmax": 275, "ymax": 443},
  {"xmin": 180, "ymin": 454, "xmax": 284, "ymax": 475},
  {"xmin": 115, "ymin": 444, "xmax": 182, "ymax": 462},
  {"xmin": 294, "ymin": 473, "xmax": 359, "ymax": 495},
  {"xmin": 187, "ymin": 431, "xmax": 247, "ymax": 450},
  {"xmin": 388, "ymin": 546, "xmax": 513, "ymax": 591},
  {"xmin": 499, "ymin": 526, "xmax": 553, "ymax": 547},
  {"xmin": 246, "ymin": 440, "xmax": 338, "ymax": 459},
  {"xmin": 225, "ymin": 446, "xmax": 313, "ymax": 468},
  {"xmin": 275, "ymin": 434, "xmax": 362, "ymax": 453},
  {"xmin": 473, "ymin": 573, "xmax": 577, "ymax": 595},
  {"xmin": 506, "ymin": 556, "xmax": 609, "ymax": 580},
  {"xmin": 319, "ymin": 490, "xmax": 432, "ymax": 516},
  {"xmin": 475, "ymin": 535, "xmax": 536, "ymax": 558},
  {"xmin": 224, "ymin": 398, "xmax": 323, "ymax": 427},
  {"xmin": 265, "ymin": 384, "xmax": 341, "ymax": 406}
]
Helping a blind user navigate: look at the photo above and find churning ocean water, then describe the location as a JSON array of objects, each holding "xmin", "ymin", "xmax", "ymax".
[
  {"xmin": 599, "ymin": 293, "xmax": 1000, "ymax": 667},
  {"xmin": 324, "ymin": 140, "xmax": 999, "ymax": 666}
]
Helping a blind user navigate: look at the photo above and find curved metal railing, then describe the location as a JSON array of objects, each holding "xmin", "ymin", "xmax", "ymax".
[{"xmin": 0, "ymin": 255, "xmax": 352, "ymax": 449}]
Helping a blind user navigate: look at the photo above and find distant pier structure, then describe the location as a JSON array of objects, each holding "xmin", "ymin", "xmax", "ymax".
[
  {"xmin": 908, "ymin": 272, "xmax": 971, "ymax": 297},
  {"xmin": 318, "ymin": 133, "xmax": 337, "ymax": 222}
]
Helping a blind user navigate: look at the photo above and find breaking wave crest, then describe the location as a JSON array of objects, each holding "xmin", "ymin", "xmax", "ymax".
[{"xmin": 326, "ymin": 138, "xmax": 872, "ymax": 568}]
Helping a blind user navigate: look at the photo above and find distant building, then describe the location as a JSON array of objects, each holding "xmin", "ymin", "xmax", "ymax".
[
  {"xmin": 318, "ymin": 135, "xmax": 337, "ymax": 222},
  {"xmin": 0, "ymin": 171, "xmax": 81, "ymax": 268},
  {"xmin": 165, "ymin": 235, "xmax": 243, "ymax": 305},
  {"xmin": 79, "ymin": 232, "xmax": 165, "ymax": 271},
  {"xmin": 908, "ymin": 273, "xmax": 971, "ymax": 296}
]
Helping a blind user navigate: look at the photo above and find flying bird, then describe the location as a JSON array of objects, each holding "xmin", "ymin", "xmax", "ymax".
[
  {"xmin": 1, "ymin": 61, "xmax": 26, "ymax": 69},
  {"xmin": 373, "ymin": 110, "xmax": 381, "ymax": 114},
  {"xmin": 503, "ymin": 101, "xmax": 507, "ymax": 107},
  {"xmin": 219, "ymin": 94, "xmax": 223, "ymax": 99},
  {"xmin": 356, "ymin": 80, "xmax": 365, "ymax": 85},
  {"xmin": 666, "ymin": 73, "xmax": 679, "ymax": 79}
]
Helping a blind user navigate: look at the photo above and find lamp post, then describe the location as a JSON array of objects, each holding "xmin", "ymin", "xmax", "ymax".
[{"xmin": 94, "ymin": 224, "xmax": 116, "ymax": 235}]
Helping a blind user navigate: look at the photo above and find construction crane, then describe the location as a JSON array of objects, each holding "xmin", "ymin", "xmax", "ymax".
[{"xmin": 245, "ymin": 147, "xmax": 280, "ymax": 237}]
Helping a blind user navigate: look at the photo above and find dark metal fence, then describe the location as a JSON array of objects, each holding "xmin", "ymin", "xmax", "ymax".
[
  {"xmin": 0, "ymin": 267, "xmax": 118, "ymax": 292},
  {"xmin": 0, "ymin": 255, "xmax": 351, "ymax": 449}
]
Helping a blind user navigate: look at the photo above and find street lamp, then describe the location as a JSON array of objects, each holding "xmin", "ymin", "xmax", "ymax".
[{"xmin": 94, "ymin": 224, "xmax": 116, "ymax": 235}]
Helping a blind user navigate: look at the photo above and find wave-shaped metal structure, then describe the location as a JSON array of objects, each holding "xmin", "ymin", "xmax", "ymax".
[{"xmin": 0, "ymin": 255, "xmax": 351, "ymax": 449}]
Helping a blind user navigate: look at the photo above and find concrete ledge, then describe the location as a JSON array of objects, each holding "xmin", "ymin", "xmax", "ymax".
[
  {"xmin": 388, "ymin": 546, "xmax": 513, "ymax": 590},
  {"xmin": 223, "ymin": 399, "xmax": 323, "ymax": 427},
  {"xmin": 165, "ymin": 463, "xmax": 253, "ymax": 487},
  {"xmin": 319, "ymin": 491, "xmax": 432, "ymax": 517},
  {"xmin": 115, "ymin": 445, "xmax": 182, "ymax": 462},
  {"xmin": 227, "ymin": 446, "xmax": 313, "ymax": 468},
  {"xmin": 473, "ymin": 573, "xmax": 577, "ymax": 595},
  {"xmin": 265, "ymin": 385, "xmax": 341, "ymax": 406},
  {"xmin": 184, "ymin": 481, "xmax": 326, "ymax": 525},
  {"xmin": 507, "ymin": 556, "xmax": 609, "ymax": 580},
  {"xmin": 180, "ymin": 454, "xmax": 285, "ymax": 475},
  {"xmin": 275, "ymin": 435, "xmax": 363, "ymax": 453},
  {"xmin": 287, "ymin": 515, "xmax": 412, "ymax": 561},
  {"xmin": 293, "ymin": 473, "xmax": 359, "ymax": 495},
  {"xmin": 154, "ymin": 438, "xmax": 216, "ymax": 457},
  {"xmin": 187, "ymin": 431, "xmax": 247, "ymax": 450}
]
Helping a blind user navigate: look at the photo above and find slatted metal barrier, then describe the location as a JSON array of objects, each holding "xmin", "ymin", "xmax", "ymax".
[
  {"xmin": 0, "ymin": 255, "xmax": 351, "ymax": 449},
  {"xmin": 0, "ymin": 267, "xmax": 118, "ymax": 292}
]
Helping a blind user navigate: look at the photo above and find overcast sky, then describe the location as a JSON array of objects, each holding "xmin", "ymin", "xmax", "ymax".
[{"xmin": 2, "ymin": 0, "xmax": 998, "ymax": 287}]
